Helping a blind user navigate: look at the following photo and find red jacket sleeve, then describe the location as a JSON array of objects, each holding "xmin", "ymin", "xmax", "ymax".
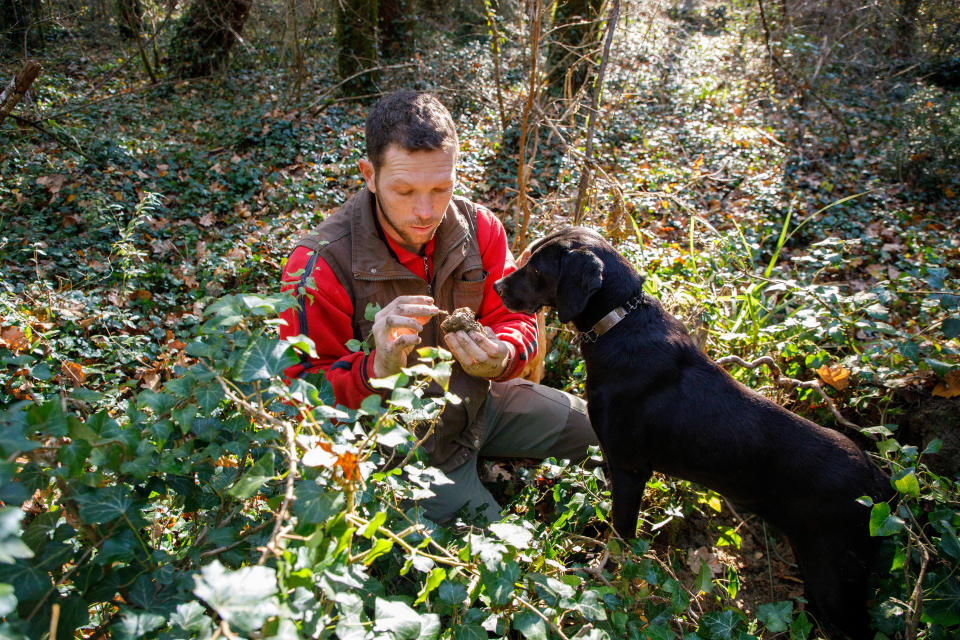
[
  {"xmin": 474, "ymin": 207, "xmax": 539, "ymax": 380},
  {"xmin": 279, "ymin": 246, "xmax": 381, "ymax": 408}
]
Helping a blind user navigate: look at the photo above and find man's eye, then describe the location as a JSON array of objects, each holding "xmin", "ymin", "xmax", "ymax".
[{"xmin": 396, "ymin": 191, "xmax": 412, "ymax": 196}]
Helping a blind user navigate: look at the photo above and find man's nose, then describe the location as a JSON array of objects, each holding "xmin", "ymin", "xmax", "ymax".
[{"xmin": 413, "ymin": 194, "xmax": 433, "ymax": 219}]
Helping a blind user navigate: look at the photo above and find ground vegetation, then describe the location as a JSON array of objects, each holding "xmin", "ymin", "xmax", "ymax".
[{"xmin": 1, "ymin": 1, "xmax": 958, "ymax": 638}]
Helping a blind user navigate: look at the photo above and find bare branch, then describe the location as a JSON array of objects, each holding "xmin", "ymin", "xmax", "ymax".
[{"xmin": 715, "ymin": 355, "xmax": 860, "ymax": 431}]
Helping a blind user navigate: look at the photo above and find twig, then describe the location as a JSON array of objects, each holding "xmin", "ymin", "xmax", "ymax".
[
  {"xmin": 905, "ymin": 536, "xmax": 929, "ymax": 640},
  {"xmin": 210, "ymin": 375, "xmax": 299, "ymax": 566},
  {"xmin": 513, "ymin": 0, "xmax": 543, "ymax": 253},
  {"xmin": 573, "ymin": 0, "xmax": 621, "ymax": 225},
  {"xmin": 483, "ymin": 0, "xmax": 508, "ymax": 132},
  {"xmin": 198, "ymin": 520, "xmax": 273, "ymax": 558},
  {"xmin": 49, "ymin": 603, "xmax": 60, "ymax": 640},
  {"xmin": 344, "ymin": 513, "xmax": 471, "ymax": 568},
  {"xmin": 714, "ymin": 354, "xmax": 859, "ymax": 431},
  {"xmin": 307, "ymin": 63, "xmax": 417, "ymax": 117},
  {"xmin": 515, "ymin": 595, "xmax": 571, "ymax": 640},
  {"xmin": 7, "ymin": 113, "xmax": 97, "ymax": 161},
  {"xmin": 755, "ymin": 0, "xmax": 850, "ymax": 145}
]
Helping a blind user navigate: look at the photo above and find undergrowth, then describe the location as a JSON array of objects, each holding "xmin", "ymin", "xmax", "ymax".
[{"xmin": 1, "ymin": 1, "xmax": 958, "ymax": 639}]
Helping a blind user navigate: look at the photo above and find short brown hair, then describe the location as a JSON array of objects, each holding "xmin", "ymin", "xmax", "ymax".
[{"xmin": 365, "ymin": 90, "xmax": 458, "ymax": 170}]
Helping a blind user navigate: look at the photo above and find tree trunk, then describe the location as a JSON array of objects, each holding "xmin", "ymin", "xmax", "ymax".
[
  {"xmin": 893, "ymin": 0, "xmax": 921, "ymax": 59},
  {"xmin": 167, "ymin": 0, "xmax": 252, "ymax": 78},
  {"xmin": 336, "ymin": 0, "xmax": 378, "ymax": 97},
  {"xmin": 379, "ymin": 0, "xmax": 414, "ymax": 60},
  {"xmin": 1, "ymin": 0, "xmax": 43, "ymax": 52},
  {"xmin": 546, "ymin": 0, "xmax": 604, "ymax": 96},
  {"xmin": 115, "ymin": 0, "xmax": 143, "ymax": 39}
]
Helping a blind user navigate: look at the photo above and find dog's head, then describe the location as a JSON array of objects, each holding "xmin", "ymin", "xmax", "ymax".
[{"xmin": 494, "ymin": 227, "xmax": 607, "ymax": 323}]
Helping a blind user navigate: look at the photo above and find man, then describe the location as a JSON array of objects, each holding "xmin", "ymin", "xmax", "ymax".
[{"xmin": 280, "ymin": 90, "xmax": 596, "ymax": 524}]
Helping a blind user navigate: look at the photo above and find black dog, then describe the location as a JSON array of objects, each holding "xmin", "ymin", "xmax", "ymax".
[{"xmin": 494, "ymin": 227, "xmax": 892, "ymax": 640}]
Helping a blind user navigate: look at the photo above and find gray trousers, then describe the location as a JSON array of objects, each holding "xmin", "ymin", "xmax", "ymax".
[{"xmin": 417, "ymin": 378, "xmax": 596, "ymax": 524}]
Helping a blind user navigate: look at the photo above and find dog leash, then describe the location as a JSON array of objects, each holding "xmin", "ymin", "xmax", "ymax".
[{"xmin": 574, "ymin": 293, "xmax": 646, "ymax": 344}]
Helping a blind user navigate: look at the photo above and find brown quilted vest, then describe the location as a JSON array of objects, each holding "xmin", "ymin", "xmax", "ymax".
[{"xmin": 293, "ymin": 188, "xmax": 490, "ymax": 471}]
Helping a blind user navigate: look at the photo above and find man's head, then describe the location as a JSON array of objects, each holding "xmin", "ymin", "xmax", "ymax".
[
  {"xmin": 359, "ymin": 91, "xmax": 460, "ymax": 253},
  {"xmin": 364, "ymin": 90, "xmax": 458, "ymax": 171}
]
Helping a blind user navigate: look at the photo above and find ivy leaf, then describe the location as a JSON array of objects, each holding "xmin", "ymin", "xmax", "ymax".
[
  {"xmin": 414, "ymin": 567, "xmax": 446, "ymax": 605},
  {"xmin": 757, "ymin": 601, "xmax": 793, "ymax": 633},
  {"xmin": 74, "ymin": 485, "xmax": 135, "ymax": 524},
  {"xmin": 479, "ymin": 562, "xmax": 519, "ymax": 606},
  {"xmin": 335, "ymin": 592, "xmax": 367, "ymax": 640},
  {"xmin": 227, "ymin": 451, "xmax": 275, "ymax": 499},
  {"xmin": 576, "ymin": 589, "xmax": 608, "ymax": 622},
  {"xmin": 700, "ymin": 609, "xmax": 740, "ymax": 639},
  {"xmin": 194, "ymin": 383, "xmax": 225, "ymax": 413},
  {"xmin": 168, "ymin": 600, "xmax": 214, "ymax": 634},
  {"xmin": 292, "ymin": 481, "xmax": 345, "ymax": 524},
  {"xmin": 373, "ymin": 597, "xmax": 441, "ymax": 640},
  {"xmin": 943, "ymin": 317, "xmax": 960, "ymax": 339},
  {"xmin": 512, "ymin": 611, "xmax": 548, "ymax": 640},
  {"xmin": 113, "ymin": 608, "xmax": 166, "ymax": 640},
  {"xmin": 892, "ymin": 468, "xmax": 921, "ymax": 498},
  {"xmin": 0, "ymin": 508, "xmax": 34, "ymax": 563},
  {"xmin": 137, "ymin": 390, "xmax": 177, "ymax": 415},
  {"xmin": 790, "ymin": 611, "xmax": 814, "ymax": 639},
  {"xmin": 869, "ymin": 502, "xmax": 906, "ymax": 537},
  {"xmin": 0, "ymin": 562, "xmax": 48, "ymax": 606},
  {"xmin": 694, "ymin": 560, "xmax": 714, "ymax": 595},
  {"xmin": 233, "ymin": 335, "xmax": 297, "ymax": 382},
  {"xmin": 0, "ymin": 583, "xmax": 15, "ymax": 617},
  {"xmin": 364, "ymin": 302, "xmax": 382, "ymax": 322},
  {"xmin": 193, "ymin": 560, "xmax": 281, "ymax": 633},
  {"xmin": 489, "ymin": 522, "xmax": 533, "ymax": 550},
  {"xmin": 26, "ymin": 399, "xmax": 68, "ymax": 437}
]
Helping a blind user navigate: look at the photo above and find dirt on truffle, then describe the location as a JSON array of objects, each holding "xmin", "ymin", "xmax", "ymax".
[{"xmin": 440, "ymin": 307, "xmax": 483, "ymax": 335}]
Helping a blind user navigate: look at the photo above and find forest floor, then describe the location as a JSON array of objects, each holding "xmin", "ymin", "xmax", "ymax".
[{"xmin": 1, "ymin": 2, "xmax": 959, "ymax": 638}]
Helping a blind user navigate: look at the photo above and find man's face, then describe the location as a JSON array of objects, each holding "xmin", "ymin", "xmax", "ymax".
[{"xmin": 359, "ymin": 144, "xmax": 457, "ymax": 253}]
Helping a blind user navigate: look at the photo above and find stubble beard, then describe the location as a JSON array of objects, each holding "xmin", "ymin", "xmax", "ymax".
[{"xmin": 374, "ymin": 182, "xmax": 440, "ymax": 253}]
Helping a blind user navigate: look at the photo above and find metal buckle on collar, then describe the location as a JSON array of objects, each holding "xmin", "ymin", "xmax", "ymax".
[{"xmin": 574, "ymin": 293, "xmax": 645, "ymax": 345}]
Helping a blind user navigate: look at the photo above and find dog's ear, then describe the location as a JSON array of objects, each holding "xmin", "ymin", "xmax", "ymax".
[{"xmin": 557, "ymin": 249, "xmax": 604, "ymax": 323}]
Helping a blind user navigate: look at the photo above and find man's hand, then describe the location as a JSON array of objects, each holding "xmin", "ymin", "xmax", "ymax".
[
  {"xmin": 372, "ymin": 295, "xmax": 440, "ymax": 378},
  {"xmin": 444, "ymin": 326, "xmax": 513, "ymax": 379}
]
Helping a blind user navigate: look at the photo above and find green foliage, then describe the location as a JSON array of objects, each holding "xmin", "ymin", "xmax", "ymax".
[{"xmin": 1, "ymin": 2, "xmax": 958, "ymax": 639}]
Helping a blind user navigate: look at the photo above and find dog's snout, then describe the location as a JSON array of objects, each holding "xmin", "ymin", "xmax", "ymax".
[{"xmin": 493, "ymin": 279, "xmax": 505, "ymax": 298}]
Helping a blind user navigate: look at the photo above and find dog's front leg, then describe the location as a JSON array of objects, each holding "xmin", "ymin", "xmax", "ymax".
[{"xmin": 609, "ymin": 465, "xmax": 651, "ymax": 538}]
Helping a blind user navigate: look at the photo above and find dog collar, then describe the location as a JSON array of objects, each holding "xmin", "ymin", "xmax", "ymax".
[{"xmin": 575, "ymin": 293, "xmax": 646, "ymax": 344}]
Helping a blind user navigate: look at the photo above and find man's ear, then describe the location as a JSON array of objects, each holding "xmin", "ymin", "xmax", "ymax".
[
  {"xmin": 358, "ymin": 158, "xmax": 376, "ymax": 192},
  {"xmin": 557, "ymin": 249, "xmax": 604, "ymax": 323}
]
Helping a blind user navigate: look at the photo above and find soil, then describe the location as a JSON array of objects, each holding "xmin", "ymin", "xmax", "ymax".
[{"xmin": 440, "ymin": 307, "xmax": 483, "ymax": 335}]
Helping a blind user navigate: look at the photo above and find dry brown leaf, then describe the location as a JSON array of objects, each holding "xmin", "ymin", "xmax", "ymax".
[
  {"xmin": 37, "ymin": 174, "xmax": 68, "ymax": 193},
  {"xmin": 932, "ymin": 370, "xmax": 960, "ymax": 399},
  {"xmin": 0, "ymin": 326, "xmax": 29, "ymax": 353},
  {"xmin": 198, "ymin": 212, "xmax": 215, "ymax": 227},
  {"xmin": 817, "ymin": 364, "xmax": 850, "ymax": 391},
  {"xmin": 61, "ymin": 361, "xmax": 86, "ymax": 386}
]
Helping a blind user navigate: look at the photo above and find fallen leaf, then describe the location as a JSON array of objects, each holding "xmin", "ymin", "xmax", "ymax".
[
  {"xmin": 817, "ymin": 364, "xmax": 850, "ymax": 391},
  {"xmin": 0, "ymin": 326, "xmax": 29, "ymax": 353},
  {"xmin": 61, "ymin": 361, "xmax": 86, "ymax": 386},
  {"xmin": 932, "ymin": 370, "xmax": 960, "ymax": 399},
  {"xmin": 687, "ymin": 546, "xmax": 722, "ymax": 575},
  {"xmin": 36, "ymin": 174, "xmax": 68, "ymax": 193},
  {"xmin": 130, "ymin": 289, "xmax": 152, "ymax": 301},
  {"xmin": 198, "ymin": 212, "xmax": 215, "ymax": 227}
]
